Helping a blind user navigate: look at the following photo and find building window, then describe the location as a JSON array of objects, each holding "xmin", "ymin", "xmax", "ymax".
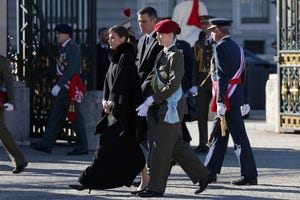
[
  {"xmin": 145, "ymin": 0, "xmax": 175, "ymax": 19},
  {"xmin": 241, "ymin": 0, "xmax": 269, "ymax": 23}
]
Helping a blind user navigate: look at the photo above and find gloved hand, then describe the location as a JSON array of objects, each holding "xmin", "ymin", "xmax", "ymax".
[
  {"xmin": 216, "ymin": 102, "xmax": 226, "ymax": 119},
  {"xmin": 51, "ymin": 85, "xmax": 61, "ymax": 96},
  {"xmin": 145, "ymin": 96, "xmax": 154, "ymax": 106},
  {"xmin": 136, "ymin": 102, "xmax": 149, "ymax": 117},
  {"xmin": 189, "ymin": 86, "xmax": 198, "ymax": 96},
  {"xmin": 3, "ymin": 103, "xmax": 14, "ymax": 111},
  {"xmin": 241, "ymin": 104, "xmax": 250, "ymax": 116}
]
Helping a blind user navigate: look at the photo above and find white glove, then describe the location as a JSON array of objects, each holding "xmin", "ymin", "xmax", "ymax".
[
  {"xmin": 189, "ymin": 86, "xmax": 198, "ymax": 96},
  {"xmin": 145, "ymin": 96, "xmax": 154, "ymax": 106},
  {"xmin": 51, "ymin": 85, "xmax": 61, "ymax": 96},
  {"xmin": 241, "ymin": 104, "xmax": 250, "ymax": 116},
  {"xmin": 216, "ymin": 102, "xmax": 226, "ymax": 119},
  {"xmin": 3, "ymin": 103, "xmax": 14, "ymax": 111},
  {"xmin": 136, "ymin": 102, "xmax": 149, "ymax": 117}
]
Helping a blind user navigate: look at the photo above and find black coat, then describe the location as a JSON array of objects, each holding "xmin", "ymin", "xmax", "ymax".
[{"xmin": 79, "ymin": 43, "xmax": 145, "ymax": 190}]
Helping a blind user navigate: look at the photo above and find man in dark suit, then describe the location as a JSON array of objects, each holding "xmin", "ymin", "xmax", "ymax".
[
  {"xmin": 31, "ymin": 24, "xmax": 88, "ymax": 155},
  {"xmin": 204, "ymin": 18, "xmax": 258, "ymax": 185},
  {"xmin": 0, "ymin": 55, "xmax": 28, "ymax": 173},
  {"xmin": 132, "ymin": 7, "xmax": 163, "ymax": 191},
  {"xmin": 96, "ymin": 27, "xmax": 110, "ymax": 91}
]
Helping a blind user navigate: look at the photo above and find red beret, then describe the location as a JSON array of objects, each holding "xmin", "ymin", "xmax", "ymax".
[{"xmin": 155, "ymin": 19, "xmax": 179, "ymax": 33}]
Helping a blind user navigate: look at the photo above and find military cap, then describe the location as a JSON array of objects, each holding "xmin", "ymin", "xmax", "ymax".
[
  {"xmin": 155, "ymin": 19, "xmax": 179, "ymax": 34},
  {"xmin": 54, "ymin": 24, "xmax": 73, "ymax": 36},
  {"xmin": 199, "ymin": 15, "xmax": 215, "ymax": 23},
  {"xmin": 207, "ymin": 18, "xmax": 233, "ymax": 30}
]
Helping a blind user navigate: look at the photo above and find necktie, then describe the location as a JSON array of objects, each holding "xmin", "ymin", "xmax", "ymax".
[{"xmin": 146, "ymin": 36, "xmax": 150, "ymax": 45}]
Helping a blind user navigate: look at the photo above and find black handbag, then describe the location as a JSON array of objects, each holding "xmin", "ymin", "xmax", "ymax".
[{"xmin": 184, "ymin": 94, "xmax": 199, "ymax": 122}]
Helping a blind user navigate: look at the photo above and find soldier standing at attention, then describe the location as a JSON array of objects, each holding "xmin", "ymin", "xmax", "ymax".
[
  {"xmin": 32, "ymin": 24, "xmax": 88, "ymax": 155},
  {"xmin": 193, "ymin": 15, "xmax": 215, "ymax": 153}
]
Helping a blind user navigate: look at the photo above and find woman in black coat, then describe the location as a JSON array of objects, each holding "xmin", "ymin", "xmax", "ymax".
[{"xmin": 69, "ymin": 25, "xmax": 146, "ymax": 191}]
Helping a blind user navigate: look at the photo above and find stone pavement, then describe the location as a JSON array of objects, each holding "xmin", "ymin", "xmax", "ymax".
[{"xmin": 0, "ymin": 110, "xmax": 300, "ymax": 200}]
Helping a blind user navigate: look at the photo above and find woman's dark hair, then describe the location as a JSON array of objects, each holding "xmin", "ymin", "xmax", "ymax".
[{"xmin": 109, "ymin": 25, "xmax": 129, "ymax": 41}]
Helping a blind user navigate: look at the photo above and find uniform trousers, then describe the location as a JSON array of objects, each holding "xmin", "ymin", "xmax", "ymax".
[
  {"xmin": 40, "ymin": 89, "xmax": 88, "ymax": 151},
  {"xmin": 0, "ymin": 111, "xmax": 27, "ymax": 167},
  {"xmin": 196, "ymin": 90, "xmax": 212, "ymax": 147},
  {"xmin": 205, "ymin": 106, "xmax": 257, "ymax": 179},
  {"xmin": 148, "ymin": 112, "xmax": 210, "ymax": 194}
]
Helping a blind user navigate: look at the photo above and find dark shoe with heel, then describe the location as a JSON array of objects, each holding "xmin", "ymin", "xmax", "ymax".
[
  {"xmin": 208, "ymin": 173, "xmax": 217, "ymax": 184},
  {"xmin": 137, "ymin": 189, "xmax": 163, "ymax": 197},
  {"xmin": 130, "ymin": 188, "xmax": 146, "ymax": 195},
  {"xmin": 231, "ymin": 177, "xmax": 258, "ymax": 185},
  {"xmin": 12, "ymin": 162, "xmax": 28, "ymax": 174},
  {"xmin": 195, "ymin": 175, "xmax": 209, "ymax": 194},
  {"xmin": 69, "ymin": 183, "xmax": 91, "ymax": 193}
]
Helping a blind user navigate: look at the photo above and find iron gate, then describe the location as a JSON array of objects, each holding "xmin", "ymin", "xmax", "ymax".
[
  {"xmin": 277, "ymin": 0, "xmax": 300, "ymax": 130},
  {"xmin": 17, "ymin": 0, "xmax": 97, "ymax": 140}
]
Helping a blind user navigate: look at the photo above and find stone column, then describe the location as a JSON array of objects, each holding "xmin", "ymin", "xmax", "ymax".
[
  {"xmin": 4, "ymin": 81, "xmax": 30, "ymax": 145},
  {"xmin": 265, "ymin": 74, "xmax": 279, "ymax": 132},
  {"xmin": 80, "ymin": 90, "xmax": 103, "ymax": 150}
]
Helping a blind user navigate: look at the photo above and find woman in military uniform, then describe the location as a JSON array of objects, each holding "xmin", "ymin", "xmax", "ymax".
[{"xmin": 136, "ymin": 19, "xmax": 210, "ymax": 197}]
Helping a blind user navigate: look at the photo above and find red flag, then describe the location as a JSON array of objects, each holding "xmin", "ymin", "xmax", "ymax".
[
  {"xmin": 123, "ymin": 8, "xmax": 131, "ymax": 18},
  {"xmin": 187, "ymin": 0, "xmax": 202, "ymax": 29}
]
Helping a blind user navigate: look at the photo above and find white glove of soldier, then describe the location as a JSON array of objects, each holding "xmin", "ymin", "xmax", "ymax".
[
  {"xmin": 136, "ymin": 103, "xmax": 149, "ymax": 117},
  {"xmin": 144, "ymin": 96, "xmax": 154, "ymax": 106},
  {"xmin": 241, "ymin": 104, "xmax": 250, "ymax": 116},
  {"xmin": 189, "ymin": 86, "xmax": 198, "ymax": 96},
  {"xmin": 3, "ymin": 103, "xmax": 14, "ymax": 111},
  {"xmin": 216, "ymin": 102, "xmax": 226, "ymax": 119},
  {"xmin": 51, "ymin": 85, "xmax": 61, "ymax": 96},
  {"xmin": 136, "ymin": 96, "xmax": 154, "ymax": 117}
]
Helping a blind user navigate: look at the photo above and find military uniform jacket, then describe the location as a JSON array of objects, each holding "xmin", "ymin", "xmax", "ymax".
[
  {"xmin": 152, "ymin": 46, "xmax": 187, "ymax": 118},
  {"xmin": 193, "ymin": 36, "xmax": 214, "ymax": 91},
  {"xmin": 213, "ymin": 36, "xmax": 244, "ymax": 107},
  {"xmin": 56, "ymin": 40, "xmax": 82, "ymax": 96},
  {"xmin": 0, "ymin": 55, "xmax": 14, "ymax": 105}
]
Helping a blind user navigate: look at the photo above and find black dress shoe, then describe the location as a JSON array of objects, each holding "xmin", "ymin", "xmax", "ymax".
[
  {"xmin": 137, "ymin": 189, "xmax": 163, "ymax": 197},
  {"xmin": 130, "ymin": 188, "xmax": 146, "ymax": 195},
  {"xmin": 208, "ymin": 173, "xmax": 217, "ymax": 184},
  {"xmin": 194, "ymin": 146, "xmax": 209, "ymax": 153},
  {"xmin": 31, "ymin": 144, "xmax": 51, "ymax": 154},
  {"xmin": 69, "ymin": 183, "xmax": 92, "ymax": 194},
  {"xmin": 67, "ymin": 150, "xmax": 88, "ymax": 155},
  {"xmin": 69, "ymin": 183, "xmax": 88, "ymax": 191},
  {"xmin": 195, "ymin": 175, "xmax": 209, "ymax": 194},
  {"xmin": 12, "ymin": 162, "xmax": 28, "ymax": 174},
  {"xmin": 231, "ymin": 177, "xmax": 258, "ymax": 185}
]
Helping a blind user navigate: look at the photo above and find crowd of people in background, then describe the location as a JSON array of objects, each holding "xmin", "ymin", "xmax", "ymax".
[{"xmin": 0, "ymin": 0, "xmax": 258, "ymax": 198}]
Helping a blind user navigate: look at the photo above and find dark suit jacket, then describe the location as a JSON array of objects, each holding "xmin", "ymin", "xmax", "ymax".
[
  {"xmin": 136, "ymin": 33, "xmax": 163, "ymax": 99},
  {"xmin": 0, "ymin": 55, "xmax": 14, "ymax": 105},
  {"xmin": 175, "ymin": 39, "xmax": 197, "ymax": 93},
  {"xmin": 213, "ymin": 36, "xmax": 244, "ymax": 107},
  {"xmin": 96, "ymin": 43, "xmax": 110, "ymax": 90}
]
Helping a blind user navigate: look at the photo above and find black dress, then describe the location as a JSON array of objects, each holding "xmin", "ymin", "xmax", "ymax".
[{"xmin": 78, "ymin": 43, "xmax": 146, "ymax": 189}]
